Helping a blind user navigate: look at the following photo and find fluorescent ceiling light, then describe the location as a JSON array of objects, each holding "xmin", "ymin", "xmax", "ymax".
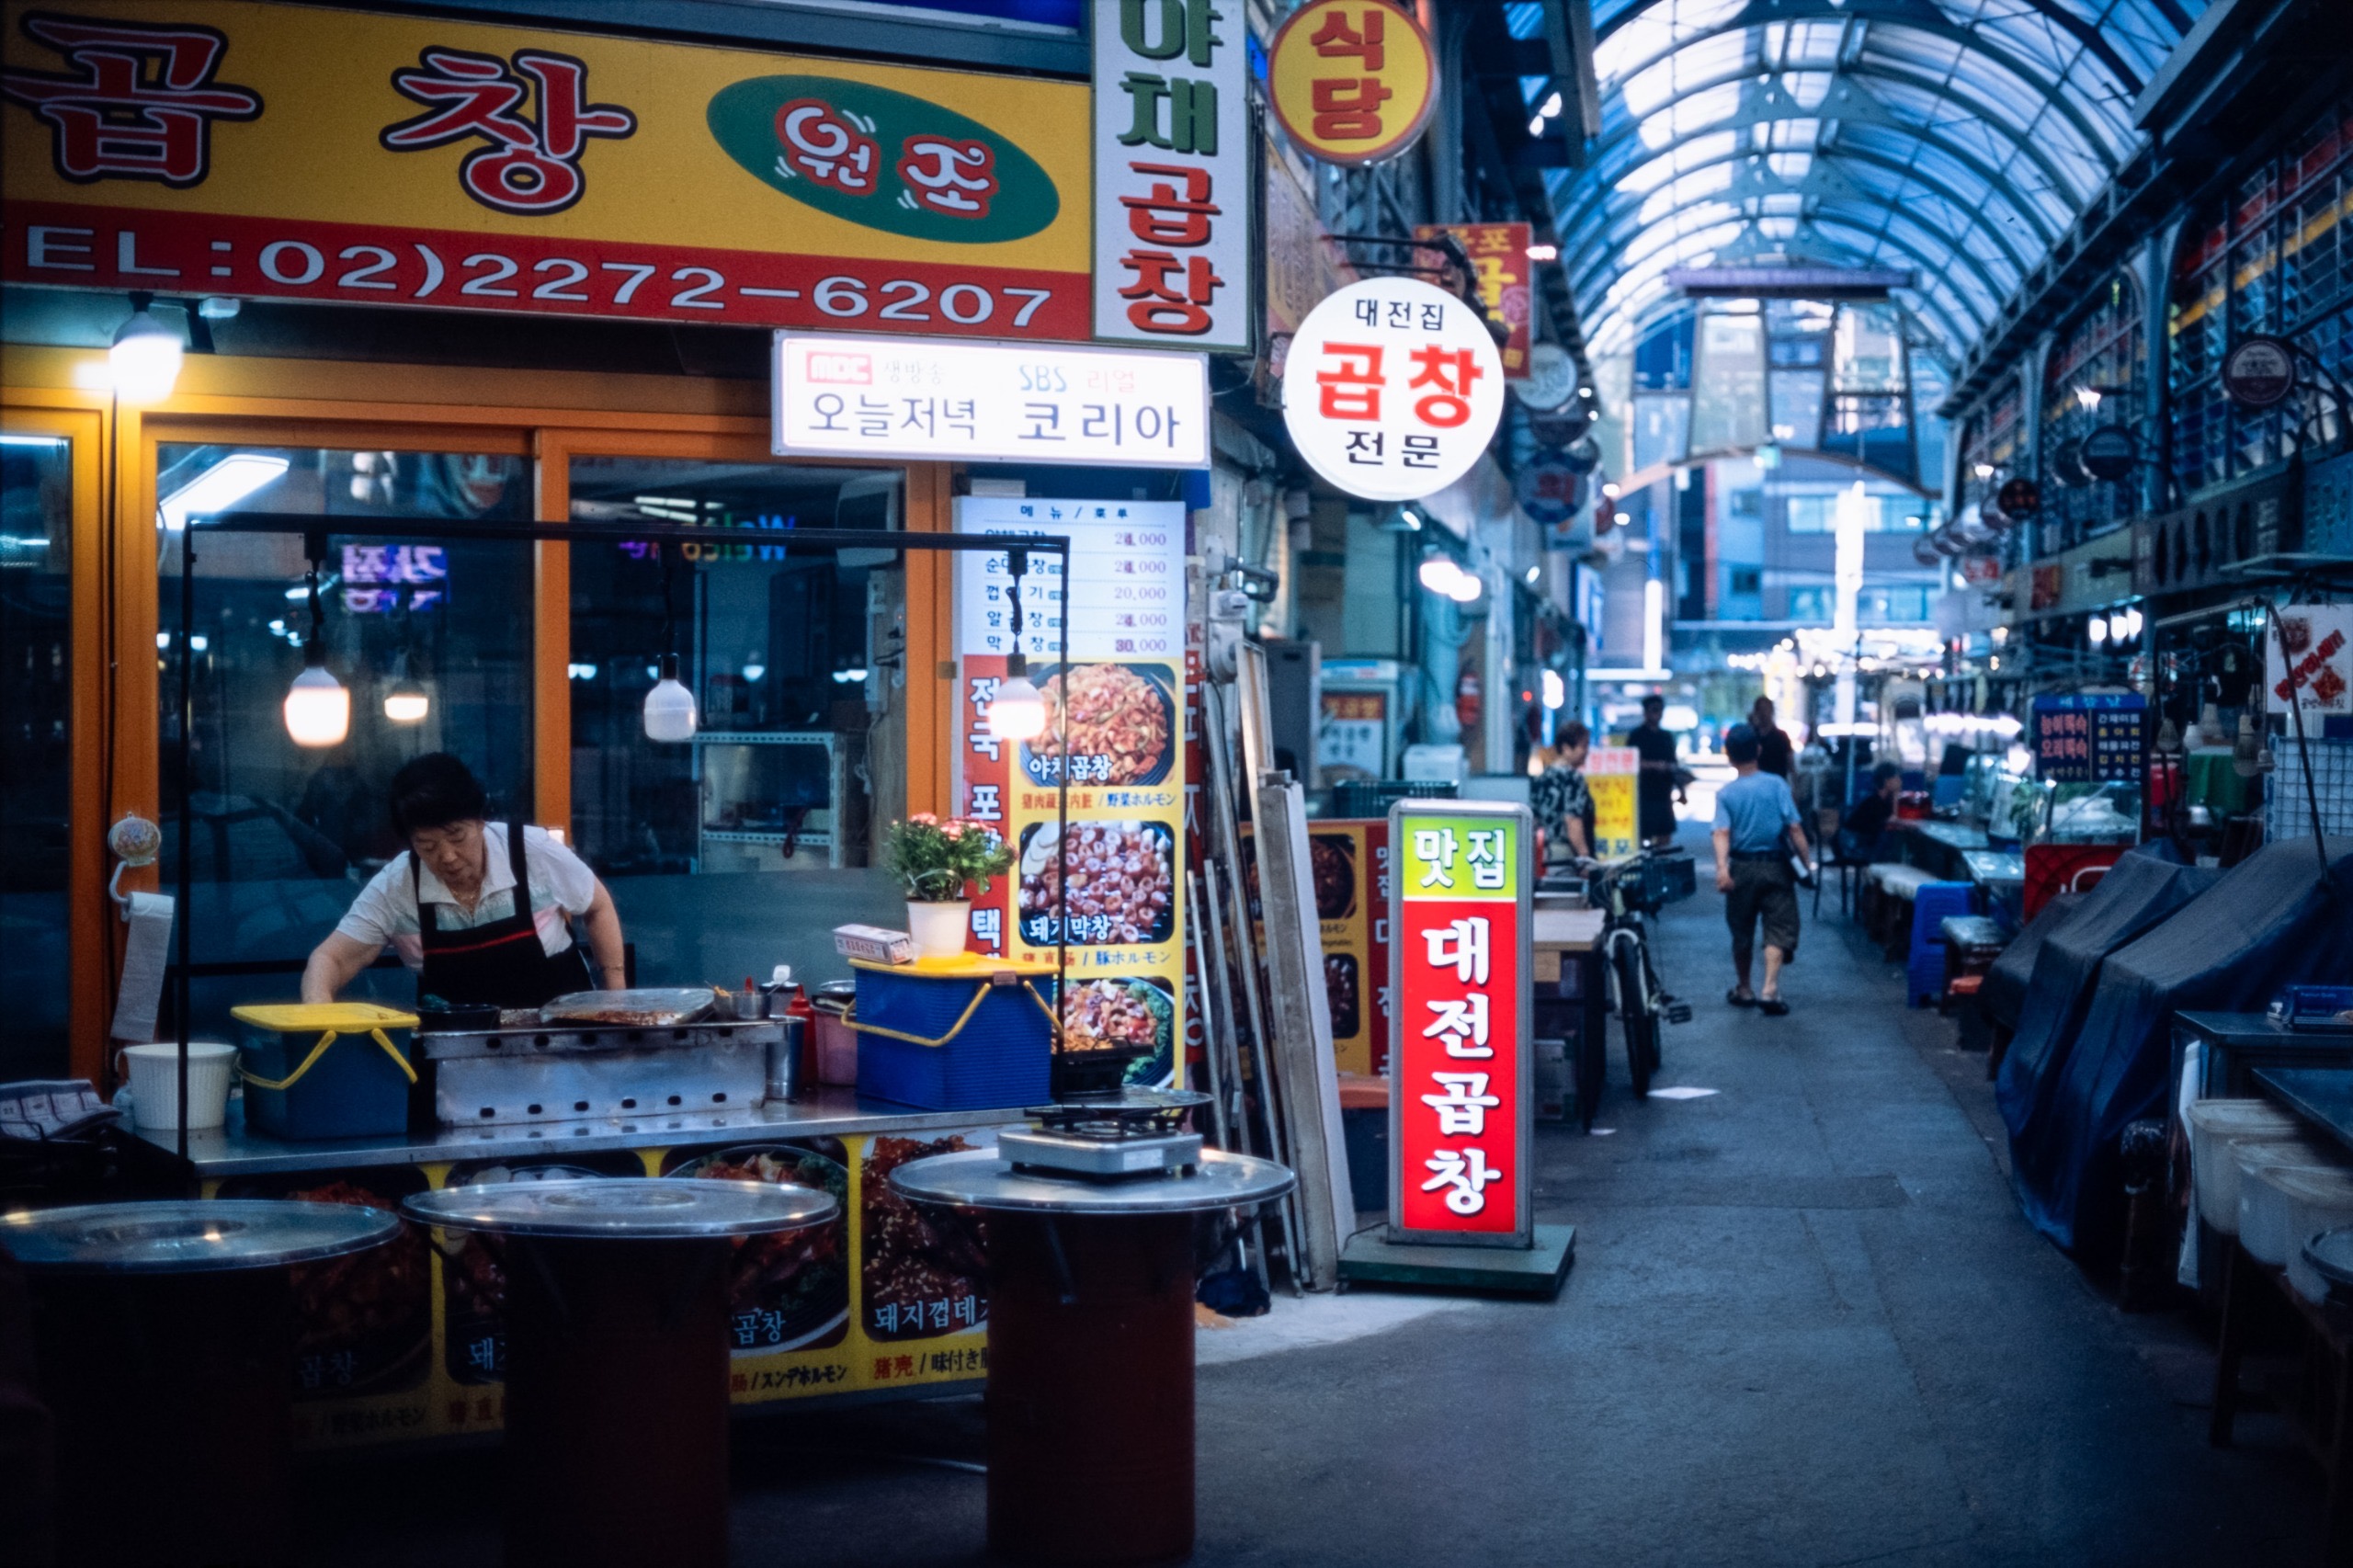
[{"xmin": 160, "ymin": 453, "xmax": 290, "ymax": 530}]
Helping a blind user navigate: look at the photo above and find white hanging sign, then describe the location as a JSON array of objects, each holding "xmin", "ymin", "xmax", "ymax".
[
  {"xmin": 1281, "ymin": 277, "xmax": 1505, "ymax": 502},
  {"xmin": 771, "ymin": 332, "xmax": 1210, "ymax": 467},
  {"xmin": 1092, "ymin": 0, "xmax": 1253, "ymax": 352}
]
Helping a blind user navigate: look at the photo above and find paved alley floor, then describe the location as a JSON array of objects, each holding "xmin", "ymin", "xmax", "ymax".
[{"xmin": 307, "ymin": 835, "xmax": 2325, "ymax": 1567}]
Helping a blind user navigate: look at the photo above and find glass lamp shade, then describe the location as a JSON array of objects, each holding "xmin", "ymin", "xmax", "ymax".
[
  {"xmin": 382, "ymin": 680, "xmax": 430, "ymax": 724},
  {"xmin": 642, "ymin": 653, "xmax": 698, "ymax": 742},
  {"xmin": 108, "ymin": 311, "xmax": 183, "ymax": 405},
  {"xmin": 989, "ymin": 674, "xmax": 1048, "ymax": 742},
  {"xmin": 283, "ymin": 665, "xmax": 350, "ymax": 747}
]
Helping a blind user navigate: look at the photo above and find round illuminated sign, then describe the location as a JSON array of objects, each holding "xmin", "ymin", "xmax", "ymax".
[
  {"xmin": 2222, "ymin": 335, "xmax": 2297, "ymax": 408},
  {"xmin": 2079, "ymin": 425, "xmax": 2138, "ymax": 483},
  {"xmin": 1282, "ymin": 276, "xmax": 1506, "ymax": 503},
  {"xmin": 1517, "ymin": 341, "xmax": 1575, "ymax": 411},
  {"xmin": 1267, "ymin": 0, "xmax": 1438, "ymax": 167},
  {"xmin": 1513, "ymin": 455, "xmax": 1581, "ymax": 525},
  {"xmin": 1995, "ymin": 476, "xmax": 2040, "ymax": 517}
]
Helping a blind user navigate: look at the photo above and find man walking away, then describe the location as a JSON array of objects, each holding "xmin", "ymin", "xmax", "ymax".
[
  {"xmin": 1713, "ymin": 722, "xmax": 1813, "ymax": 1015},
  {"xmin": 1750, "ymin": 695, "xmax": 1794, "ymax": 778},
  {"xmin": 1628, "ymin": 695, "xmax": 1681, "ymax": 848}
]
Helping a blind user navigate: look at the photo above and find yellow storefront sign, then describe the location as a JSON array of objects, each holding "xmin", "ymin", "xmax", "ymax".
[{"xmin": 1, "ymin": 0, "xmax": 1091, "ymax": 336}]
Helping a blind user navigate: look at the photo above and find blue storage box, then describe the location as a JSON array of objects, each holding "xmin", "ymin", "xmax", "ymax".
[
  {"xmin": 233, "ymin": 1004, "xmax": 417, "ymax": 1139},
  {"xmin": 849, "ymin": 958, "xmax": 1053, "ymax": 1110}
]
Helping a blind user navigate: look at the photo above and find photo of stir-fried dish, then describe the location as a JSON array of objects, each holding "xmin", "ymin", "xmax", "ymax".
[
  {"xmin": 1325, "ymin": 954, "xmax": 1361, "ymax": 1040},
  {"xmin": 1058, "ymin": 977, "xmax": 1172, "ymax": 1055},
  {"xmin": 862, "ymin": 1135, "xmax": 989, "ymax": 1341},
  {"xmin": 1018, "ymin": 821, "xmax": 1175, "ymax": 946},
  {"xmin": 219, "ymin": 1171, "xmax": 432, "ymax": 1397},
  {"xmin": 1311, "ymin": 834, "xmax": 1357, "ymax": 921},
  {"xmin": 1023, "ymin": 664, "xmax": 1173, "ymax": 785},
  {"xmin": 669, "ymin": 1142, "xmax": 850, "ymax": 1354}
]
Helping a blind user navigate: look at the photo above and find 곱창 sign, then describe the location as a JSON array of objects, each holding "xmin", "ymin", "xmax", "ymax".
[
  {"xmin": 0, "ymin": 0, "xmax": 1091, "ymax": 338},
  {"xmin": 1388, "ymin": 800, "xmax": 1531, "ymax": 1247},
  {"xmin": 1267, "ymin": 0, "xmax": 1436, "ymax": 166},
  {"xmin": 772, "ymin": 333, "xmax": 1209, "ymax": 467},
  {"xmin": 1282, "ymin": 276, "xmax": 1506, "ymax": 502}
]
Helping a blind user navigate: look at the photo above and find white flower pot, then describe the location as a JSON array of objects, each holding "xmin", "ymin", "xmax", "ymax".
[{"xmin": 905, "ymin": 899, "xmax": 972, "ymax": 960}]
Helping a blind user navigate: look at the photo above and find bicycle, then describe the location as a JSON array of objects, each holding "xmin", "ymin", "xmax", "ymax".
[{"xmin": 1590, "ymin": 854, "xmax": 1693, "ymax": 1104}]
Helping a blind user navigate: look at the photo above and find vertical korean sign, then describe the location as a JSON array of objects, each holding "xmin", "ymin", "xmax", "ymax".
[
  {"xmin": 952, "ymin": 497, "xmax": 1188, "ymax": 1088},
  {"xmin": 1092, "ymin": 0, "xmax": 1251, "ymax": 352},
  {"xmin": 1586, "ymin": 746, "xmax": 1639, "ymax": 860},
  {"xmin": 1389, "ymin": 801, "xmax": 1531, "ymax": 1248},
  {"xmin": 1414, "ymin": 222, "xmax": 1532, "ymax": 378}
]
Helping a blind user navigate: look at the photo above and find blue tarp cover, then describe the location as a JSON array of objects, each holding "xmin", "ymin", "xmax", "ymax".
[
  {"xmin": 1980, "ymin": 892, "xmax": 2080, "ymax": 1032},
  {"xmin": 2006, "ymin": 837, "xmax": 2353, "ymax": 1254}
]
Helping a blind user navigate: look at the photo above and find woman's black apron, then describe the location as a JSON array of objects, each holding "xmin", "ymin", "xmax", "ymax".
[{"xmin": 413, "ymin": 823, "xmax": 593, "ymax": 1008}]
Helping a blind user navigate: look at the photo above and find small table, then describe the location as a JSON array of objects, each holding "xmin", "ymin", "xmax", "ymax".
[
  {"xmin": 5, "ymin": 1199, "xmax": 401, "ymax": 1568},
  {"xmin": 1533, "ymin": 908, "xmax": 1608, "ymax": 1131},
  {"xmin": 404, "ymin": 1177, "xmax": 837, "ymax": 1568},
  {"xmin": 2181, "ymin": 1014, "xmax": 2353, "ymax": 1098},
  {"xmin": 891, "ymin": 1148, "xmax": 1295, "ymax": 1566},
  {"xmin": 2255, "ymin": 1066, "xmax": 2353, "ymax": 1157}
]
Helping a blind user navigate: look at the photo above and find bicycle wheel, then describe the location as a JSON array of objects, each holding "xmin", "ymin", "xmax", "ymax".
[{"xmin": 1615, "ymin": 938, "xmax": 1660, "ymax": 1099}]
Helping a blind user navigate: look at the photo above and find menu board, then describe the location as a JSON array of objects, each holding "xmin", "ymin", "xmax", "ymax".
[
  {"xmin": 2031, "ymin": 694, "xmax": 2146, "ymax": 784},
  {"xmin": 1388, "ymin": 802, "xmax": 1533, "ymax": 1248},
  {"xmin": 208, "ymin": 1129, "xmax": 1000, "ymax": 1450},
  {"xmin": 1585, "ymin": 746, "xmax": 1640, "ymax": 859},
  {"xmin": 951, "ymin": 497, "xmax": 1188, "ymax": 1089},
  {"xmin": 1300, "ymin": 820, "xmax": 1394, "ymax": 1076}
]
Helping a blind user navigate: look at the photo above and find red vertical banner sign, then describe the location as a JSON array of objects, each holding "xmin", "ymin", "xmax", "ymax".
[{"xmin": 1388, "ymin": 801, "xmax": 1532, "ymax": 1247}]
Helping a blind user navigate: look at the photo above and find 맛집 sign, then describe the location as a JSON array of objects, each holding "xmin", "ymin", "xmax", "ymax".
[
  {"xmin": 773, "ymin": 333, "xmax": 1209, "ymax": 467},
  {"xmin": 0, "ymin": 0, "xmax": 1090, "ymax": 338},
  {"xmin": 1388, "ymin": 801, "xmax": 1531, "ymax": 1247},
  {"xmin": 1267, "ymin": 0, "xmax": 1436, "ymax": 166},
  {"xmin": 1091, "ymin": 0, "xmax": 1251, "ymax": 352},
  {"xmin": 1282, "ymin": 275, "xmax": 1506, "ymax": 502}
]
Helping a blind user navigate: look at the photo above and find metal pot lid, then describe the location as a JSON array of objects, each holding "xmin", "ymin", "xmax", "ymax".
[
  {"xmin": 2, "ymin": 1199, "xmax": 401, "ymax": 1274},
  {"xmin": 404, "ymin": 1176, "xmax": 835, "ymax": 1239},
  {"xmin": 2305, "ymin": 1224, "xmax": 2353, "ymax": 1286},
  {"xmin": 887, "ymin": 1148, "xmax": 1295, "ymax": 1216}
]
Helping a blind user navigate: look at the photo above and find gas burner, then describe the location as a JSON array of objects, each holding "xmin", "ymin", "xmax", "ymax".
[{"xmin": 1001, "ymin": 1088, "xmax": 1211, "ymax": 1181}]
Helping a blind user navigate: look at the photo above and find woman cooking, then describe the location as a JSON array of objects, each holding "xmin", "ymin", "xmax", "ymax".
[{"xmin": 301, "ymin": 752, "xmax": 627, "ymax": 1008}]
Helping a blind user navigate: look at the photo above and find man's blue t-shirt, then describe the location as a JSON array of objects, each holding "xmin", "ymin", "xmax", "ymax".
[{"xmin": 1713, "ymin": 770, "xmax": 1801, "ymax": 854}]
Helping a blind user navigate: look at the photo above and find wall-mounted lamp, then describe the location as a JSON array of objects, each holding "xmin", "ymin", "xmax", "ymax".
[{"xmin": 109, "ymin": 292, "xmax": 183, "ymax": 405}]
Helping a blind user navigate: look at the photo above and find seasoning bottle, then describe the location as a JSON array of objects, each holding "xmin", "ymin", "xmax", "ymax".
[{"xmin": 786, "ymin": 976, "xmax": 817, "ymax": 1082}]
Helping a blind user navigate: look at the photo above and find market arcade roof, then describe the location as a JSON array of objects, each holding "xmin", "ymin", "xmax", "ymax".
[{"xmin": 1533, "ymin": 0, "xmax": 2210, "ymax": 363}]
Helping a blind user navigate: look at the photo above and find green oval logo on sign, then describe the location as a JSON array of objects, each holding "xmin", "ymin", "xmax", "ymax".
[{"xmin": 708, "ymin": 75, "xmax": 1059, "ymax": 245}]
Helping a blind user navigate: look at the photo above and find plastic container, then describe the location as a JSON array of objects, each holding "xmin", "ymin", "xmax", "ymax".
[
  {"xmin": 848, "ymin": 956, "xmax": 1052, "ymax": 1110},
  {"xmin": 115, "ymin": 1041, "xmax": 237, "ymax": 1132},
  {"xmin": 813, "ymin": 983, "xmax": 859, "ymax": 1086},
  {"xmin": 2221, "ymin": 1140, "xmax": 2331, "ymax": 1241},
  {"xmin": 233, "ymin": 1003, "xmax": 417, "ymax": 1140},
  {"xmin": 2241, "ymin": 1152, "xmax": 2350, "ymax": 1265},
  {"xmin": 2273, "ymin": 1168, "xmax": 2353, "ymax": 1300},
  {"xmin": 2186, "ymin": 1098, "xmax": 2306, "ymax": 1231}
]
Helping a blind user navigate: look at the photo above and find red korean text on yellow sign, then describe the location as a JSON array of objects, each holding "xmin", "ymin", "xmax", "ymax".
[{"xmin": 1267, "ymin": 0, "xmax": 1437, "ymax": 167}]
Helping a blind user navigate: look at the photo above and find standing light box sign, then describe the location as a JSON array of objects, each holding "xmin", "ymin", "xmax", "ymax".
[
  {"xmin": 1584, "ymin": 746, "xmax": 1639, "ymax": 860},
  {"xmin": 773, "ymin": 333, "xmax": 1210, "ymax": 467},
  {"xmin": 1389, "ymin": 801, "xmax": 1531, "ymax": 1247},
  {"xmin": 1267, "ymin": 0, "xmax": 1438, "ymax": 166},
  {"xmin": 1091, "ymin": 0, "xmax": 1251, "ymax": 352},
  {"xmin": 1282, "ymin": 277, "xmax": 1506, "ymax": 502}
]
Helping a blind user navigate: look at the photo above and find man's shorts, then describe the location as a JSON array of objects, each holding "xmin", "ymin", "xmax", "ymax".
[{"xmin": 1725, "ymin": 857, "xmax": 1800, "ymax": 967}]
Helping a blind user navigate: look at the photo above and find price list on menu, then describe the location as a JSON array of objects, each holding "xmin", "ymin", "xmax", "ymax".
[
  {"xmin": 2032, "ymin": 694, "xmax": 2146, "ymax": 784},
  {"xmin": 950, "ymin": 497, "xmax": 1189, "ymax": 1090}
]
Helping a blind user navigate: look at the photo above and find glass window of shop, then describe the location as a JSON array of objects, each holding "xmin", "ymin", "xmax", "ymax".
[
  {"xmin": 563, "ymin": 457, "xmax": 907, "ymax": 994},
  {"xmin": 1, "ymin": 433, "xmax": 72, "ymax": 1078},
  {"xmin": 2168, "ymin": 97, "xmax": 2353, "ymax": 495},
  {"xmin": 1957, "ymin": 385, "xmax": 2024, "ymax": 562},
  {"xmin": 2040, "ymin": 274, "xmax": 2145, "ymax": 551},
  {"xmin": 155, "ymin": 443, "xmax": 533, "ymax": 1034},
  {"xmin": 1824, "ymin": 301, "xmax": 1914, "ymax": 481}
]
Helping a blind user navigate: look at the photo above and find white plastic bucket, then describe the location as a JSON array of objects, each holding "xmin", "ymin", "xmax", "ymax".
[
  {"xmin": 116, "ymin": 1041, "xmax": 237, "ymax": 1132},
  {"xmin": 2186, "ymin": 1099, "xmax": 2305, "ymax": 1232},
  {"xmin": 2242, "ymin": 1154, "xmax": 2349, "ymax": 1266}
]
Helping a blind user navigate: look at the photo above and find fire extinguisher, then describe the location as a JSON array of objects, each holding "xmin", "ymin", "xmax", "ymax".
[{"xmin": 1455, "ymin": 665, "xmax": 1481, "ymax": 735}]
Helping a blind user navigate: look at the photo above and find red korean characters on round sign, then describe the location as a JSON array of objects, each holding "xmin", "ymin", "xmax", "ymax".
[
  {"xmin": 1282, "ymin": 277, "xmax": 1506, "ymax": 503},
  {"xmin": 1267, "ymin": 0, "xmax": 1438, "ymax": 166}
]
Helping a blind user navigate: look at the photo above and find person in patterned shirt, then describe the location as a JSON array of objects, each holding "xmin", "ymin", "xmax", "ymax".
[{"xmin": 1529, "ymin": 718, "xmax": 1594, "ymax": 867}]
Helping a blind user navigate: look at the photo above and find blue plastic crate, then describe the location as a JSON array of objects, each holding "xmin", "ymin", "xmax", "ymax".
[
  {"xmin": 849, "ymin": 960, "xmax": 1054, "ymax": 1110},
  {"xmin": 1906, "ymin": 881, "xmax": 1976, "ymax": 966},
  {"xmin": 233, "ymin": 1004, "xmax": 416, "ymax": 1139}
]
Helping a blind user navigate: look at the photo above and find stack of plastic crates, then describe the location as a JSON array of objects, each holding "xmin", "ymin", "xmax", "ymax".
[
  {"xmin": 1332, "ymin": 778, "xmax": 1457, "ymax": 820},
  {"xmin": 1904, "ymin": 882, "xmax": 1976, "ymax": 1007}
]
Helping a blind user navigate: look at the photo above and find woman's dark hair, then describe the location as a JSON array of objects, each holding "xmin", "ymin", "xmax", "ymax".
[
  {"xmin": 389, "ymin": 753, "xmax": 487, "ymax": 837},
  {"xmin": 1558, "ymin": 720, "xmax": 1591, "ymax": 750},
  {"xmin": 1872, "ymin": 760, "xmax": 1904, "ymax": 789}
]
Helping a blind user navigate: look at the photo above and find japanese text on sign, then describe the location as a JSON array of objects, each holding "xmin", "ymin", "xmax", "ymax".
[
  {"xmin": 1392, "ymin": 806, "xmax": 1529, "ymax": 1244},
  {"xmin": 1283, "ymin": 276, "xmax": 1506, "ymax": 503},
  {"xmin": 774, "ymin": 334, "xmax": 1209, "ymax": 467},
  {"xmin": 1092, "ymin": 0, "xmax": 1250, "ymax": 349}
]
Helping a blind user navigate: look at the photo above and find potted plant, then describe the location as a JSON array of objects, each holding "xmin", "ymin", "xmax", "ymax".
[{"xmin": 882, "ymin": 813, "xmax": 1014, "ymax": 960}]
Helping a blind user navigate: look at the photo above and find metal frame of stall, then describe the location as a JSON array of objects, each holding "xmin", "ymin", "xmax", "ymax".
[{"xmin": 164, "ymin": 511, "xmax": 1076, "ymax": 1165}]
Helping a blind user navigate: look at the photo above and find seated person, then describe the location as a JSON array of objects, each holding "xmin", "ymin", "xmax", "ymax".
[
  {"xmin": 1840, "ymin": 762, "xmax": 1905, "ymax": 861},
  {"xmin": 1529, "ymin": 718, "xmax": 1595, "ymax": 867}
]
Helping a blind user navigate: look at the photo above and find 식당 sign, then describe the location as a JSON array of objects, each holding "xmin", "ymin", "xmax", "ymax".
[
  {"xmin": 1282, "ymin": 275, "xmax": 1506, "ymax": 502},
  {"xmin": 1389, "ymin": 800, "xmax": 1531, "ymax": 1247},
  {"xmin": 0, "ymin": 0, "xmax": 1091, "ymax": 338},
  {"xmin": 1091, "ymin": 0, "xmax": 1251, "ymax": 352},
  {"xmin": 772, "ymin": 333, "xmax": 1210, "ymax": 467},
  {"xmin": 1267, "ymin": 0, "xmax": 1437, "ymax": 166}
]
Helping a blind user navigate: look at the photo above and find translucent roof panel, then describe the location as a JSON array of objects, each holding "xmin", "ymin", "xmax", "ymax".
[{"xmin": 1559, "ymin": 0, "xmax": 2212, "ymax": 363}]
